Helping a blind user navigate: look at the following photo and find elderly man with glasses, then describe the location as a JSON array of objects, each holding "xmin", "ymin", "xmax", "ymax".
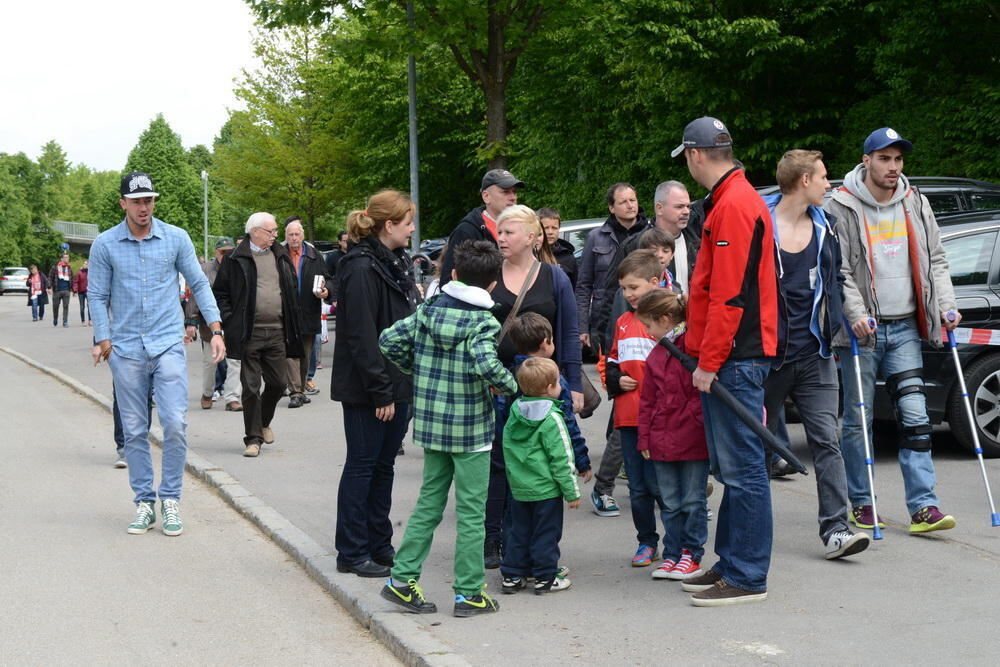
[{"xmin": 213, "ymin": 212, "xmax": 304, "ymax": 457}]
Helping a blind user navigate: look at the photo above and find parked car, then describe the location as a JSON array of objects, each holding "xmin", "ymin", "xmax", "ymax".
[
  {"xmin": 757, "ymin": 176, "xmax": 1000, "ymax": 217},
  {"xmin": 558, "ymin": 218, "xmax": 605, "ymax": 260},
  {"xmin": 866, "ymin": 209, "xmax": 1000, "ymax": 457},
  {"xmin": 0, "ymin": 267, "xmax": 29, "ymax": 295}
]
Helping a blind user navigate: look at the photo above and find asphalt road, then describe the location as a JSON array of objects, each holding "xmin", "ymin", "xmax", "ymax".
[
  {"xmin": 0, "ymin": 309, "xmax": 397, "ymax": 666},
  {"xmin": 3, "ymin": 293, "xmax": 1000, "ymax": 664}
]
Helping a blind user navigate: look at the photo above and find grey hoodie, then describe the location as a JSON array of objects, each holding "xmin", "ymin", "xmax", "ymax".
[{"xmin": 826, "ymin": 164, "xmax": 956, "ymax": 348}]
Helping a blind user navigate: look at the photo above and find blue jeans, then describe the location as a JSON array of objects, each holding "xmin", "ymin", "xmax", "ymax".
[
  {"xmin": 501, "ymin": 496, "xmax": 564, "ymax": 581},
  {"xmin": 700, "ymin": 357, "xmax": 772, "ymax": 592},
  {"xmin": 335, "ymin": 402, "xmax": 408, "ymax": 565},
  {"xmin": 308, "ymin": 333, "xmax": 322, "ymax": 381},
  {"xmin": 652, "ymin": 459, "xmax": 709, "ymax": 563},
  {"xmin": 113, "ymin": 382, "xmax": 153, "ymax": 453},
  {"xmin": 837, "ymin": 317, "xmax": 938, "ymax": 514},
  {"xmin": 30, "ymin": 297, "xmax": 42, "ymax": 320},
  {"xmin": 108, "ymin": 343, "xmax": 189, "ymax": 503},
  {"xmin": 618, "ymin": 426, "xmax": 664, "ymax": 549}
]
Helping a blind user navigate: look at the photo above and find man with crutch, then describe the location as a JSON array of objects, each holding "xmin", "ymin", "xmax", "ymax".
[{"xmin": 827, "ymin": 127, "xmax": 959, "ymax": 534}]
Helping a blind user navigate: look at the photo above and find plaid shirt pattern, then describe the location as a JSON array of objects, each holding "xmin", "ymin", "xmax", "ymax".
[{"xmin": 380, "ymin": 293, "xmax": 517, "ymax": 453}]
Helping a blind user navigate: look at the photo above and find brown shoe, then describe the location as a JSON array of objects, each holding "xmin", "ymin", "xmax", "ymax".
[
  {"xmin": 200, "ymin": 395, "xmax": 213, "ymax": 410},
  {"xmin": 690, "ymin": 580, "xmax": 767, "ymax": 607},
  {"xmin": 680, "ymin": 568, "xmax": 723, "ymax": 593},
  {"xmin": 225, "ymin": 401, "xmax": 243, "ymax": 412},
  {"xmin": 262, "ymin": 427, "xmax": 275, "ymax": 444},
  {"xmin": 244, "ymin": 443, "xmax": 261, "ymax": 457}
]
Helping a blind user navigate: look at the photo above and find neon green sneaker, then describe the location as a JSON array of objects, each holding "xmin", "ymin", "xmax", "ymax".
[
  {"xmin": 380, "ymin": 578, "xmax": 437, "ymax": 613},
  {"xmin": 454, "ymin": 587, "xmax": 500, "ymax": 617},
  {"xmin": 909, "ymin": 506, "xmax": 955, "ymax": 534},
  {"xmin": 127, "ymin": 501, "xmax": 156, "ymax": 534},
  {"xmin": 161, "ymin": 499, "xmax": 183, "ymax": 536}
]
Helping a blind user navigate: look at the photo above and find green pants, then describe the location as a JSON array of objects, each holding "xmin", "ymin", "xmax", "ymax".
[{"xmin": 391, "ymin": 449, "xmax": 490, "ymax": 597}]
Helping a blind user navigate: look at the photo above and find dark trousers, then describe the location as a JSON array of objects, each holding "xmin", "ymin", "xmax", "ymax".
[
  {"xmin": 113, "ymin": 381, "xmax": 153, "ymax": 453},
  {"xmin": 78, "ymin": 293, "xmax": 89, "ymax": 322},
  {"xmin": 593, "ymin": 412, "xmax": 623, "ymax": 497},
  {"xmin": 335, "ymin": 402, "xmax": 408, "ymax": 565},
  {"xmin": 500, "ymin": 496, "xmax": 564, "ymax": 581},
  {"xmin": 485, "ymin": 440, "xmax": 511, "ymax": 544},
  {"xmin": 52, "ymin": 290, "xmax": 70, "ymax": 324},
  {"xmin": 240, "ymin": 327, "xmax": 287, "ymax": 445},
  {"xmin": 764, "ymin": 353, "xmax": 851, "ymax": 542}
]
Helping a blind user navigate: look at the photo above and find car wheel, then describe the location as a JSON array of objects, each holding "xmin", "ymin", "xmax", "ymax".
[{"xmin": 948, "ymin": 354, "xmax": 1000, "ymax": 458}]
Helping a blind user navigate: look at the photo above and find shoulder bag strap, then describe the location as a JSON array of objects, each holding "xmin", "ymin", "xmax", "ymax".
[{"xmin": 497, "ymin": 260, "xmax": 541, "ymax": 344}]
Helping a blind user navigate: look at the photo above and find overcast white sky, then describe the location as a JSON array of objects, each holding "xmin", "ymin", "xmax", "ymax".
[{"xmin": 0, "ymin": 0, "xmax": 258, "ymax": 172}]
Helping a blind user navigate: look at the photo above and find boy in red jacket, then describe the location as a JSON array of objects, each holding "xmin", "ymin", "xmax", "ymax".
[{"xmin": 605, "ymin": 250, "xmax": 664, "ymax": 567}]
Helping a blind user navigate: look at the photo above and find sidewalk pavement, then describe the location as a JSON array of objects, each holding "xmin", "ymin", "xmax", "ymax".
[{"xmin": 3, "ymin": 296, "xmax": 1000, "ymax": 664}]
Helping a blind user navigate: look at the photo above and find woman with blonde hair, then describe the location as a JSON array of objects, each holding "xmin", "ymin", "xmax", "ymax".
[
  {"xmin": 332, "ymin": 189, "xmax": 420, "ymax": 578},
  {"xmin": 483, "ymin": 203, "xmax": 584, "ymax": 568}
]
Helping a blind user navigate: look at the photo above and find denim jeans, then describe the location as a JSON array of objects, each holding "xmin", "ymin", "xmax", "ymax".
[
  {"xmin": 652, "ymin": 459, "xmax": 709, "ymax": 563},
  {"xmin": 836, "ymin": 317, "xmax": 938, "ymax": 514},
  {"xmin": 764, "ymin": 354, "xmax": 851, "ymax": 542},
  {"xmin": 113, "ymin": 381, "xmax": 153, "ymax": 453},
  {"xmin": 78, "ymin": 293, "xmax": 89, "ymax": 322},
  {"xmin": 335, "ymin": 402, "xmax": 408, "ymax": 566},
  {"xmin": 618, "ymin": 426, "xmax": 664, "ymax": 549},
  {"xmin": 30, "ymin": 297, "xmax": 41, "ymax": 320},
  {"xmin": 700, "ymin": 357, "xmax": 772, "ymax": 592},
  {"xmin": 108, "ymin": 343, "xmax": 189, "ymax": 502},
  {"xmin": 308, "ymin": 333, "xmax": 322, "ymax": 381},
  {"xmin": 501, "ymin": 496, "xmax": 564, "ymax": 581}
]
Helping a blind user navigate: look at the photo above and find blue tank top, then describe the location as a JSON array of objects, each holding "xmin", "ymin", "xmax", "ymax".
[{"xmin": 779, "ymin": 227, "xmax": 820, "ymax": 362}]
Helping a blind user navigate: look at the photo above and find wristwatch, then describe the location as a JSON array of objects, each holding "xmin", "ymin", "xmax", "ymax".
[{"xmin": 212, "ymin": 330, "xmax": 225, "ymax": 336}]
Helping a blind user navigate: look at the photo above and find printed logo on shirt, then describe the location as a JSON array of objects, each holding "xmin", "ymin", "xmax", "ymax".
[{"xmin": 716, "ymin": 240, "xmax": 729, "ymax": 247}]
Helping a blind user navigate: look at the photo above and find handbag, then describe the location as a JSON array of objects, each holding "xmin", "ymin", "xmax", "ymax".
[
  {"xmin": 578, "ymin": 369, "xmax": 602, "ymax": 419},
  {"xmin": 496, "ymin": 260, "xmax": 541, "ymax": 345}
]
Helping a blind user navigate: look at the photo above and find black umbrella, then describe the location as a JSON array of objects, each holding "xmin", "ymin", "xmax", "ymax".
[{"xmin": 658, "ymin": 337, "xmax": 808, "ymax": 475}]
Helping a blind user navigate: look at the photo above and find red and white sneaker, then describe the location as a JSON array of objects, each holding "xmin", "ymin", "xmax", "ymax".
[
  {"xmin": 664, "ymin": 550, "xmax": 702, "ymax": 580},
  {"xmin": 651, "ymin": 558, "xmax": 677, "ymax": 580}
]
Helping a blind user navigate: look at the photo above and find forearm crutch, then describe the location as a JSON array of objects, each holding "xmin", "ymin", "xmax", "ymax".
[{"xmin": 847, "ymin": 318, "xmax": 883, "ymax": 539}]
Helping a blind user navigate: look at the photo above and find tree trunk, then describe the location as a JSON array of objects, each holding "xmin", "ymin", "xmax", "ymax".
[{"xmin": 484, "ymin": 0, "xmax": 508, "ymax": 169}]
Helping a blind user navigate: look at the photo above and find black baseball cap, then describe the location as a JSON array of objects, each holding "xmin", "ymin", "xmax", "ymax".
[
  {"xmin": 671, "ymin": 117, "xmax": 733, "ymax": 158},
  {"xmin": 120, "ymin": 171, "xmax": 159, "ymax": 199},
  {"xmin": 481, "ymin": 169, "xmax": 525, "ymax": 191}
]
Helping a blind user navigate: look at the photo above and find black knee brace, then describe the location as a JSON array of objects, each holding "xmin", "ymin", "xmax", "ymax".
[
  {"xmin": 899, "ymin": 423, "xmax": 933, "ymax": 451},
  {"xmin": 885, "ymin": 369, "xmax": 925, "ymax": 402}
]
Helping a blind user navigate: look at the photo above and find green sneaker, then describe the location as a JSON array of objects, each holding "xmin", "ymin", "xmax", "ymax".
[
  {"xmin": 127, "ymin": 501, "xmax": 156, "ymax": 534},
  {"xmin": 161, "ymin": 499, "xmax": 183, "ymax": 536},
  {"xmin": 380, "ymin": 578, "xmax": 437, "ymax": 613},
  {"xmin": 453, "ymin": 588, "xmax": 500, "ymax": 617}
]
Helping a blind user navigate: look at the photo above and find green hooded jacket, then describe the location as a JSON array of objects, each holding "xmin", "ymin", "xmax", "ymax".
[{"xmin": 503, "ymin": 397, "xmax": 580, "ymax": 503}]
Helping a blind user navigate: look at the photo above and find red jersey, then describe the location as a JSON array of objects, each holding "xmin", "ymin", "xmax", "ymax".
[{"xmin": 606, "ymin": 310, "xmax": 657, "ymax": 427}]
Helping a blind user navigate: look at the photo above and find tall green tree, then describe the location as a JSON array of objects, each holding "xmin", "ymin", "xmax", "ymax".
[
  {"xmin": 215, "ymin": 27, "xmax": 349, "ymax": 240},
  {"xmin": 125, "ymin": 115, "xmax": 204, "ymax": 238},
  {"xmin": 247, "ymin": 0, "xmax": 570, "ymax": 168}
]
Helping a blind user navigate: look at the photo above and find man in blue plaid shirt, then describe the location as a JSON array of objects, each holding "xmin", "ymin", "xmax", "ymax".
[{"xmin": 89, "ymin": 171, "xmax": 225, "ymax": 537}]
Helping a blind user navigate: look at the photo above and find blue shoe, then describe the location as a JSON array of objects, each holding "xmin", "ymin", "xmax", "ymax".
[
  {"xmin": 631, "ymin": 544, "xmax": 658, "ymax": 567},
  {"xmin": 590, "ymin": 488, "xmax": 620, "ymax": 517}
]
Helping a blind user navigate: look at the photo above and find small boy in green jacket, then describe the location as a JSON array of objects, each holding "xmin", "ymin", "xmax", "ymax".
[
  {"xmin": 378, "ymin": 240, "xmax": 517, "ymax": 618},
  {"xmin": 501, "ymin": 357, "xmax": 581, "ymax": 595}
]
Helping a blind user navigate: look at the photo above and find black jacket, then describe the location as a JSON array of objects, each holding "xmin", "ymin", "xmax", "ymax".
[
  {"xmin": 551, "ymin": 238, "xmax": 578, "ymax": 287},
  {"xmin": 331, "ymin": 236, "xmax": 419, "ymax": 407},
  {"xmin": 590, "ymin": 201, "xmax": 705, "ymax": 351},
  {"xmin": 440, "ymin": 206, "xmax": 496, "ymax": 288},
  {"xmin": 213, "ymin": 240, "xmax": 304, "ymax": 360},
  {"xmin": 324, "ymin": 247, "xmax": 347, "ymax": 300},
  {"xmin": 283, "ymin": 241, "xmax": 330, "ymax": 336}
]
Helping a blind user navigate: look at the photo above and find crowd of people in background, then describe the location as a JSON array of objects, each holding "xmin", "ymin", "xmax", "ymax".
[{"xmin": 46, "ymin": 115, "xmax": 962, "ymax": 616}]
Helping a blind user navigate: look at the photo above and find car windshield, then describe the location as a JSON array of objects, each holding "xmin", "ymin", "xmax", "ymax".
[{"xmin": 3, "ymin": 268, "xmax": 28, "ymax": 276}]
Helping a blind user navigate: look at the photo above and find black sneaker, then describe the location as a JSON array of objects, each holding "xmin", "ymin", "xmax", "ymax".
[
  {"xmin": 380, "ymin": 578, "xmax": 437, "ymax": 614},
  {"xmin": 454, "ymin": 590, "xmax": 500, "ymax": 617},
  {"xmin": 680, "ymin": 568, "xmax": 723, "ymax": 593},
  {"xmin": 484, "ymin": 540, "xmax": 501, "ymax": 569},
  {"xmin": 501, "ymin": 577, "xmax": 525, "ymax": 594}
]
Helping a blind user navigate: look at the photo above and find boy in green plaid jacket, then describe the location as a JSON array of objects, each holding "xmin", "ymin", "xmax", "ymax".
[{"xmin": 378, "ymin": 240, "xmax": 518, "ymax": 618}]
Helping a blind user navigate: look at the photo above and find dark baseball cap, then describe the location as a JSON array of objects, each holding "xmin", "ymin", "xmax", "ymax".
[
  {"xmin": 671, "ymin": 117, "xmax": 733, "ymax": 158},
  {"xmin": 863, "ymin": 127, "xmax": 913, "ymax": 154},
  {"xmin": 481, "ymin": 169, "xmax": 525, "ymax": 191},
  {"xmin": 120, "ymin": 171, "xmax": 159, "ymax": 199},
  {"xmin": 215, "ymin": 236, "xmax": 235, "ymax": 250}
]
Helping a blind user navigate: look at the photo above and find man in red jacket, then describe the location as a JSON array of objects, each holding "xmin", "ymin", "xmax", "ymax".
[{"xmin": 672, "ymin": 117, "xmax": 778, "ymax": 607}]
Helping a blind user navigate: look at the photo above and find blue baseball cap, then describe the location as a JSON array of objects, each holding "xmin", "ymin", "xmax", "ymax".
[{"xmin": 863, "ymin": 127, "xmax": 913, "ymax": 154}]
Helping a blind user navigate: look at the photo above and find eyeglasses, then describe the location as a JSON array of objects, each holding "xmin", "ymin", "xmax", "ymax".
[{"xmin": 257, "ymin": 227, "xmax": 279, "ymax": 236}]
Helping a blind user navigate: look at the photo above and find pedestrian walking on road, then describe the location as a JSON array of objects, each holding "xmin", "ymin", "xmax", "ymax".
[
  {"xmin": 213, "ymin": 213, "xmax": 304, "ymax": 458},
  {"xmin": 827, "ymin": 128, "xmax": 960, "ymax": 534},
  {"xmin": 379, "ymin": 240, "xmax": 517, "ymax": 616},
  {"xmin": 332, "ymin": 190, "xmax": 420, "ymax": 578},
  {"xmin": 72, "ymin": 259, "xmax": 91, "ymax": 325},
  {"xmin": 89, "ymin": 171, "xmax": 225, "ymax": 536},
  {"xmin": 26, "ymin": 264, "xmax": 48, "ymax": 321},
  {"xmin": 281, "ymin": 216, "xmax": 330, "ymax": 409},
  {"xmin": 48, "ymin": 252, "xmax": 73, "ymax": 327}
]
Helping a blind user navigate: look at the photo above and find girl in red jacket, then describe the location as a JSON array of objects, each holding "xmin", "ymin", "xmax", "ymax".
[{"xmin": 636, "ymin": 289, "xmax": 709, "ymax": 581}]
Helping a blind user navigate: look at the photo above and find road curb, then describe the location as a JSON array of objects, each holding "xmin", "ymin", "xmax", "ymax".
[{"xmin": 0, "ymin": 345, "xmax": 469, "ymax": 667}]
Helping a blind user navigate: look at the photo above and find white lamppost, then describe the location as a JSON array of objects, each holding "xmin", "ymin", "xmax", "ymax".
[{"xmin": 201, "ymin": 170, "xmax": 209, "ymax": 259}]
